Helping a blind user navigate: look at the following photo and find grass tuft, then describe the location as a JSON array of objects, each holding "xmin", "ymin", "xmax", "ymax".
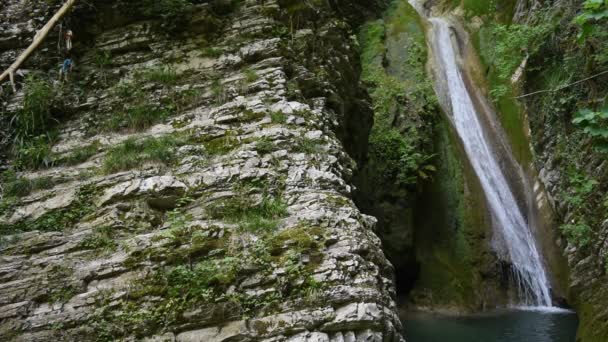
[{"xmin": 103, "ymin": 136, "xmax": 180, "ymax": 174}]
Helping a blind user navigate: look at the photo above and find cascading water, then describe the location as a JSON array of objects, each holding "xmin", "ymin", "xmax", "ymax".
[{"xmin": 422, "ymin": 15, "xmax": 553, "ymax": 307}]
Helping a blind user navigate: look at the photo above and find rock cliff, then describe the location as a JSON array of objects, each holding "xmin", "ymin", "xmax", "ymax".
[{"xmin": 0, "ymin": 0, "xmax": 404, "ymax": 341}]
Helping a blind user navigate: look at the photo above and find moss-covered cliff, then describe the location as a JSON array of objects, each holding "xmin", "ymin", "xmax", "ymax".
[
  {"xmin": 0, "ymin": 0, "xmax": 405, "ymax": 341},
  {"xmin": 355, "ymin": 0, "xmax": 509, "ymax": 312}
]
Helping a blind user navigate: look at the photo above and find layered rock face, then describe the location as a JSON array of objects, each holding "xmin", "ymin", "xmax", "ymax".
[
  {"xmin": 0, "ymin": 0, "xmax": 403, "ymax": 341},
  {"xmin": 512, "ymin": 0, "xmax": 608, "ymax": 339}
]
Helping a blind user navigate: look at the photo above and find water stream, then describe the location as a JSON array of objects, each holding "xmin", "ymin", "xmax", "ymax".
[{"xmin": 413, "ymin": 5, "xmax": 553, "ymax": 307}]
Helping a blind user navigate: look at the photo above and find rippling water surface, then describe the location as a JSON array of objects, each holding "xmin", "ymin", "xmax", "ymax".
[{"xmin": 402, "ymin": 309, "xmax": 578, "ymax": 342}]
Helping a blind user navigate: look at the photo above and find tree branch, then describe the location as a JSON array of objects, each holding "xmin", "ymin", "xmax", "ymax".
[{"xmin": 0, "ymin": 0, "xmax": 77, "ymax": 91}]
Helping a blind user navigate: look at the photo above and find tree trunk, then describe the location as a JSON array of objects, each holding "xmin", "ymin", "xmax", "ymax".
[{"xmin": 0, "ymin": 0, "xmax": 77, "ymax": 92}]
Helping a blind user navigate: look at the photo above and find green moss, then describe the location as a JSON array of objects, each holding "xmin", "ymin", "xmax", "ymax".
[
  {"xmin": 411, "ymin": 119, "xmax": 498, "ymax": 310},
  {"xmin": 268, "ymin": 226, "xmax": 323, "ymax": 255},
  {"xmin": 358, "ymin": 0, "xmax": 437, "ymax": 189},
  {"xmin": 203, "ymin": 134, "xmax": 240, "ymax": 155}
]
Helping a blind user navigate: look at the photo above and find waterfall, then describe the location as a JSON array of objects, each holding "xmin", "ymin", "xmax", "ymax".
[{"xmin": 424, "ymin": 16, "xmax": 553, "ymax": 307}]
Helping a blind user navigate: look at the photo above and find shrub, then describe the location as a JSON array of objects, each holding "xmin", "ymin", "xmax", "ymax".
[
  {"xmin": 11, "ymin": 76, "xmax": 55, "ymax": 145},
  {"xmin": 560, "ymin": 221, "xmax": 592, "ymax": 247},
  {"xmin": 368, "ymin": 128, "xmax": 434, "ymax": 186},
  {"xmin": 572, "ymin": 107, "xmax": 608, "ymax": 152},
  {"xmin": 14, "ymin": 135, "xmax": 54, "ymax": 170},
  {"xmin": 487, "ymin": 23, "xmax": 552, "ymax": 99}
]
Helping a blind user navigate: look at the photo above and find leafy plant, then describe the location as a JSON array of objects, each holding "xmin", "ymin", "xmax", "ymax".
[
  {"xmin": 560, "ymin": 221, "xmax": 593, "ymax": 247},
  {"xmin": 574, "ymin": 0, "xmax": 608, "ymax": 41},
  {"xmin": 562, "ymin": 171, "xmax": 598, "ymax": 208},
  {"xmin": 14, "ymin": 135, "xmax": 54, "ymax": 170},
  {"xmin": 487, "ymin": 23, "xmax": 552, "ymax": 99},
  {"xmin": 572, "ymin": 107, "xmax": 608, "ymax": 151}
]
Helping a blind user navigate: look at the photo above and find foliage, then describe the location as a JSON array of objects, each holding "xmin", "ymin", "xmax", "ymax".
[
  {"xmin": 78, "ymin": 226, "xmax": 118, "ymax": 254},
  {"xmin": 358, "ymin": 14, "xmax": 437, "ymax": 189},
  {"xmin": 561, "ymin": 171, "xmax": 598, "ymax": 209},
  {"xmin": 572, "ymin": 107, "xmax": 608, "ymax": 151},
  {"xmin": 270, "ymin": 111, "xmax": 287, "ymax": 124},
  {"xmin": 202, "ymin": 133, "xmax": 239, "ymax": 155},
  {"xmin": 293, "ymin": 136, "xmax": 322, "ymax": 154},
  {"xmin": 243, "ymin": 68, "xmax": 259, "ymax": 84},
  {"xmin": 558, "ymin": 172, "xmax": 598, "ymax": 247},
  {"xmin": 140, "ymin": 66, "xmax": 179, "ymax": 86},
  {"xmin": 55, "ymin": 141, "xmax": 101, "ymax": 166},
  {"xmin": 369, "ymin": 128, "xmax": 435, "ymax": 186},
  {"xmin": 200, "ymin": 46, "xmax": 223, "ymax": 58},
  {"xmin": 574, "ymin": 0, "xmax": 608, "ymax": 42},
  {"xmin": 1, "ymin": 184, "xmax": 97, "ymax": 235},
  {"xmin": 487, "ymin": 23, "xmax": 552, "ymax": 99},
  {"xmin": 102, "ymin": 81, "xmax": 170, "ymax": 132},
  {"xmin": 255, "ymin": 138, "xmax": 275, "ymax": 155},
  {"xmin": 8, "ymin": 76, "xmax": 60, "ymax": 170},
  {"xmin": 206, "ymin": 193, "xmax": 288, "ymax": 232},
  {"xmin": 0, "ymin": 170, "xmax": 54, "ymax": 198},
  {"xmin": 102, "ymin": 136, "xmax": 180, "ymax": 174},
  {"xmin": 11, "ymin": 76, "xmax": 55, "ymax": 145},
  {"xmin": 13, "ymin": 135, "xmax": 54, "ymax": 170},
  {"xmin": 560, "ymin": 221, "xmax": 593, "ymax": 247}
]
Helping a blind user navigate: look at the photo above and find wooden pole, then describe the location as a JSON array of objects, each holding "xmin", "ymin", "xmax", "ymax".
[{"xmin": 0, "ymin": 0, "xmax": 77, "ymax": 91}]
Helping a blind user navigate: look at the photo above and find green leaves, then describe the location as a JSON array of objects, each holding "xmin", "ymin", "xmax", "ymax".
[
  {"xmin": 488, "ymin": 23, "xmax": 552, "ymax": 99},
  {"xmin": 572, "ymin": 108, "xmax": 608, "ymax": 150},
  {"xmin": 574, "ymin": 0, "xmax": 608, "ymax": 40}
]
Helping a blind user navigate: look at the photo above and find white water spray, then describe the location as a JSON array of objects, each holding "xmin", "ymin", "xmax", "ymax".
[{"xmin": 422, "ymin": 14, "xmax": 553, "ymax": 307}]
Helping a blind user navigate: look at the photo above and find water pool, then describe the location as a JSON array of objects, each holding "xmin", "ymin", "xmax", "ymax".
[{"xmin": 402, "ymin": 308, "xmax": 578, "ymax": 342}]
